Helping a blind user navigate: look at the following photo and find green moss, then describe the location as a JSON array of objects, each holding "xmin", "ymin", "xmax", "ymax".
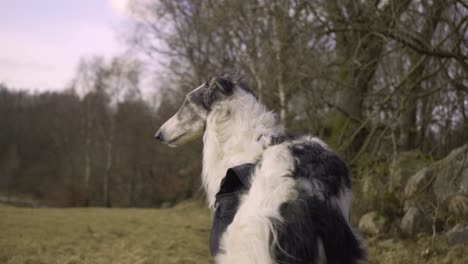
[
  {"xmin": 324, "ymin": 115, "xmax": 349, "ymax": 149},
  {"xmin": 372, "ymin": 211, "xmax": 381, "ymax": 221},
  {"xmin": 380, "ymin": 190, "xmax": 404, "ymax": 221}
]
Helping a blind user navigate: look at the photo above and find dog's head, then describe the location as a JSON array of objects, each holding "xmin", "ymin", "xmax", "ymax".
[{"xmin": 155, "ymin": 75, "xmax": 254, "ymax": 147}]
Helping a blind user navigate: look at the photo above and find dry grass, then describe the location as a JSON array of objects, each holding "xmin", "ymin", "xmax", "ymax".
[
  {"xmin": 0, "ymin": 201, "xmax": 212, "ymax": 264},
  {"xmin": 368, "ymin": 235, "xmax": 468, "ymax": 264},
  {"xmin": 1, "ymin": 201, "xmax": 467, "ymax": 264}
]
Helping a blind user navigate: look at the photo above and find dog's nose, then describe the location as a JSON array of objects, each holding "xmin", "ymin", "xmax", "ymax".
[{"xmin": 154, "ymin": 131, "xmax": 163, "ymax": 141}]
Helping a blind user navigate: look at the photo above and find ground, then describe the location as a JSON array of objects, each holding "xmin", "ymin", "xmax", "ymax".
[
  {"xmin": 1, "ymin": 201, "xmax": 467, "ymax": 264},
  {"xmin": 0, "ymin": 201, "xmax": 212, "ymax": 264}
]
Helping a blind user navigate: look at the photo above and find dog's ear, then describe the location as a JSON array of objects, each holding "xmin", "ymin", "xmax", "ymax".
[
  {"xmin": 203, "ymin": 77, "xmax": 234, "ymax": 108},
  {"xmin": 212, "ymin": 77, "xmax": 234, "ymax": 96}
]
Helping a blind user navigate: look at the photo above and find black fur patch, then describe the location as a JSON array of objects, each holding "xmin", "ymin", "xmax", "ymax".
[
  {"xmin": 212, "ymin": 77, "xmax": 234, "ymax": 96},
  {"xmin": 271, "ymin": 141, "xmax": 365, "ymax": 263},
  {"xmin": 190, "ymin": 74, "xmax": 258, "ymax": 110},
  {"xmin": 290, "ymin": 141, "xmax": 351, "ymax": 191},
  {"xmin": 202, "ymin": 77, "xmax": 234, "ymax": 109},
  {"xmin": 210, "ymin": 163, "xmax": 256, "ymax": 256},
  {"xmin": 274, "ymin": 197, "xmax": 366, "ymax": 264},
  {"xmin": 189, "ymin": 85, "xmax": 210, "ymax": 110}
]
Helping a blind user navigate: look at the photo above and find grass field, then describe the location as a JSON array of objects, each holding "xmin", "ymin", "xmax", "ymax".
[
  {"xmin": 1, "ymin": 201, "xmax": 467, "ymax": 264},
  {"xmin": 0, "ymin": 201, "xmax": 212, "ymax": 264}
]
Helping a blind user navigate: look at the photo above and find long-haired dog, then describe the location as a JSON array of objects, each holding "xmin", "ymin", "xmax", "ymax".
[{"xmin": 155, "ymin": 74, "xmax": 366, "ymax": 264}]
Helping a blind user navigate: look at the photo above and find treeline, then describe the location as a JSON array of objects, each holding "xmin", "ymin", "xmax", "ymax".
[
  {"xmin": 125, "ymin": 0, "xmax": 467, "ymax": 211},
  {"xmin": 0, "ymin": 57, "xmax": 202, "ymax": 207},
  {"xmin": 129, "ymin": 0, "xmax": 467, "ymax": 156},
  {"xmin": 1, "ymin": 0, "xmax": 467, "ymax": 208}
]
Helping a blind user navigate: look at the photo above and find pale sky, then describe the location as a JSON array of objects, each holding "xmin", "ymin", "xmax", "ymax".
[{"xmin": 0, "ymin": 0, "xmax": 131, "ymax": 91}]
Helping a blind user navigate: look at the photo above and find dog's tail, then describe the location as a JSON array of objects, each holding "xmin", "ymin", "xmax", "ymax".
[{"xmin": 273, "ymin": 197, "xmax": 367, "ymax": 264}]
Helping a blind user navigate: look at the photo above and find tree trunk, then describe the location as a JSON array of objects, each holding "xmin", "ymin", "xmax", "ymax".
[
  {"xmin": 326, "ymin": 0, "xmax": 411, "ymax": 156},
  {"xmin": 84, "ymin": 130, "xmax": 91, "ymax": 206},
  {"xmin": 83, "ymin": 99, "xmax": 93, "ymax": 207},
  {"xmin": 272, "ymin": 1, "xmax": 288, "ymax": 126},
  {"xmin": 103, "ymin": 120, "xmax": 114, "ymax": 208},
  {"xmin": 399, "ymin": 0, "xmax": 445, "ymax": 150}
]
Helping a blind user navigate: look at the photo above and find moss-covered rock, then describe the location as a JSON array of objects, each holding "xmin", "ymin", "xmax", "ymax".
[
  {"xmin": 432, "ymin": 145, "xmax": 468, "ymax": 201},
  {"xmin": 390, "ymin": 150, "xmax": 430, "ymax": 192},
  {"xmin": 403, "ymin": 144, "xmax": 468, "ymax": 223},
  {"xmin": 446, "ymin": 224, "xmax": 468, "ymax": 246},
  {"xmin": 400, "ymin": 207, "xmax": 431, "ymax": 236},
  {"xmin": 359, "ymin": 211, "xmax": 390, "ymax": 236}
]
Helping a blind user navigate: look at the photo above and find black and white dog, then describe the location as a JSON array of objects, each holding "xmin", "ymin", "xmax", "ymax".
[{"xmin": 155, "ymin": 75, "xmax": 366, "ymax": 264}]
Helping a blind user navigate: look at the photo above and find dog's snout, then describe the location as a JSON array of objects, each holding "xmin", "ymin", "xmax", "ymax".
[{"xmin": 154, "ymin": 130, "xmax": 163, "ymax": 141}]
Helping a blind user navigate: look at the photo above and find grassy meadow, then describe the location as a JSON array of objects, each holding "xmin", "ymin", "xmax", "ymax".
[
  {"xmin": 0, "ymin": 201, "xmax": 212, "ymax": 264},
  {"xmin": 1, "ymin": 201, "xmax": 467, "ymax": 264}
]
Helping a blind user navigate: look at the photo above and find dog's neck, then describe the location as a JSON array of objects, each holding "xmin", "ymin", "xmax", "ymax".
[{"xmin": 202, "ymin": 90, "xmax": 284, "ymax": 208}]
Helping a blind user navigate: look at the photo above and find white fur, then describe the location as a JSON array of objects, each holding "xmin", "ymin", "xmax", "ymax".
[
  {"xmin": 334, "ymin": 188, "xmax": 353, "ymax": 222},
  {"xmin": 316, "ymin": 239, "xmax": 327, "ymax": 264},
  {"xmin": 202, "ymin": 89, "xmax": 284, "ymax": 208},
  {"xmin": 298, "ymin": 135, "xmax": 329, "ymax": 150},
  {"xmin": 215, "ymin": 144, "xmax": 298, "ymax": 264}
]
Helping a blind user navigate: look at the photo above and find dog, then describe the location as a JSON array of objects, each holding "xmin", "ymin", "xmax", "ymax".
[{"xmin": 155, "ymin": 74, "xmax": 366, "ymax": 264}]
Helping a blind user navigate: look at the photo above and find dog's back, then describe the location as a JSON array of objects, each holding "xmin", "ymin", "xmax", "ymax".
[
  {"xmin": 216, "ymin": 136, "xmax": 366, "ymax": 264},
  {"xmin": 272, "ymin": 136, "xmax": 366, "ymax": 263}
]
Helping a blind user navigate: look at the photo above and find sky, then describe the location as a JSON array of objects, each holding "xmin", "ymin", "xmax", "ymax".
[{"xmin": 0, "ymin": 0, "xmax": 131, "ymax": 91}]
